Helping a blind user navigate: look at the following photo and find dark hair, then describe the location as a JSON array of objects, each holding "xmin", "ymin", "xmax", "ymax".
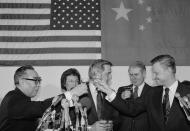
[
  {"xmin": 150, "ymin": 54, "xmax": 176, "ymax": 74},
  {"xmin": 14, "ymin": 65, "xmax": 34, "ymax": 85},
  {"xmin": 88, "ymin": 59, "xmax": 113, "ymax": 80},
  {"xmin": 182, "ymin": 80, "xmax": 190, "ymax": 86},
  {"xmin": 129, "ymin": 61, "xmax": 146, "ymax": 72},
  {"xmin": 61, "ymin": 68, "xmax": 81, "ymax": 91}
]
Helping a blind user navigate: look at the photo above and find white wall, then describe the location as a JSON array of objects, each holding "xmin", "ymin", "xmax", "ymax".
[{"xmin": 0, "ymin": 66, "xmax": 190, "ymax": 100}]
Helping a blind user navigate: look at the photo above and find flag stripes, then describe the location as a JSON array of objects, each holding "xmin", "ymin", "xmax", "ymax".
[{"xmin": 0, "ymin": 0, "xmax": 101, "ymax": 66}]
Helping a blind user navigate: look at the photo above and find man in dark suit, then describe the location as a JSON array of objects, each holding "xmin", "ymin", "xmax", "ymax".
[
  {"xmin": 97, "ymin": 55, "xmax": 190, "ymax": 131},
  {"xmin": 117, "ymin": 61, "xmax": 151, "ymax": 131},
  {"xmin": 0, "ymin": 65, "xmax": 87, "ymax": 131},
  {"xmin": 86, "ymin": 59, "xmax": 119, "ymax": 131}
]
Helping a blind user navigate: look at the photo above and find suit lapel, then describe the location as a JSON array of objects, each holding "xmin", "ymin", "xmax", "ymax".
[
  {"xmin": 140, "ymin": 83, "xmax": 149, "ymax": 97},
  {"xmin": 152, "ymin": 86, "xmax": 165, "ymax": 129},
  {"xmin": 167, "ymin": 82, "xmax": 182, "ymax": 125},
  {"xmin": 86, "ymin": 82, "xmax": 98, "ymax": 120}
]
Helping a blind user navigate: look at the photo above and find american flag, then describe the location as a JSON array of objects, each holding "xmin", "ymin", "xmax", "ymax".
[{"xmin": 0, "ymin": 0, "xmax": 101, "ymax": 66}]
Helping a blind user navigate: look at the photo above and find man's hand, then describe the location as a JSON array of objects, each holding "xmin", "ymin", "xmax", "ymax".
[
  {"xmin": 93, "ymin": 79, "xmax": 114, "ymax": 96},
  {"xmin": 70, "ymin": 83, "xmax": 88, "ymax": 97},
  {"xmin": 90, "ymin": 120, "xmax": 112, "ymax": 131},
  {"xmin": 121, "ymin": 90, "xmax": 132, "ymax": 99}
]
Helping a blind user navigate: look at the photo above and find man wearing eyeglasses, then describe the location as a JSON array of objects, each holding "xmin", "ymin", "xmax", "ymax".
[{"xmin": 0, "ymin": 65, "xmax": 87, "ymax": 131}]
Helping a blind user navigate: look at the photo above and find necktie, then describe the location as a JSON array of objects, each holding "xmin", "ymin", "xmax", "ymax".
[
  {"xmin": 96, "ymin": 90, "xmax": 103, "ymax": 120},
  {"xmin": 163, "ymin": 88, "xmax": 170, "ymax": 124},
  {"xmin": 133, "ymin": 86, "xmax": 139, "ymax": 99}
]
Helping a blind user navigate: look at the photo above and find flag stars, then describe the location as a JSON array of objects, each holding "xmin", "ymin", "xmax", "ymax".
[
  {"xmin": 112, "ymin": 1, "xmax": 133, "ymax": 21},
  {"xmin": 138, "ymin": 0, "xmax": 144, "ymax": 5},
  {"xmin": 139, "ymin": 25, "xmax": 145, "ymax": 31},
  {"xmin": 51, "ymin": 0, "xmax": 100, "ymax": 29},
  {"xmin": 146, "ymin": 6, "xmax": 152, "ymax": 12},
  {"xmin": 146, "ymin": 17, "xmax": 152, "ymax": 23}
]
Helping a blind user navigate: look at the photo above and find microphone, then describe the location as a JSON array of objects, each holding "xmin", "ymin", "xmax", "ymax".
[
  {"xmin": 51, "ymin": 94, "xmax": 64, "ymax": 109},
  {"xmin": 79, "ymin": 97, "xmax": 92, "ymax": 111},
  {"xmin": 175, "ymin": 92, "xmax": 190, "ymax": 121}
]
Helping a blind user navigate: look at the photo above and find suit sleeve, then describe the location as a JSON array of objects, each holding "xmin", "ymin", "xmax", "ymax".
[
  {"xmin": 8, "ymin": 94, "xmax": 66, "ymax": 120},
  {"xmin": 110, "ymin": 90, "xmax": 147, "ymax": 117}
]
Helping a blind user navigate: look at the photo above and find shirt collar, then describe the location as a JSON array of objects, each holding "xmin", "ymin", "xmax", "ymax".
[
  {"xmin": 133, "ymin": 82, "xmax": 145, "ymax": 89},
  {"xmin": 163, "ymin": 80, "xmax": 178, "ymax": 92}
]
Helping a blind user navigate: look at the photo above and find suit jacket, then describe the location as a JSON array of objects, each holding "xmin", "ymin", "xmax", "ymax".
[
  {"xmin": 0, "ymin": 88, "xmax": 52, "ymax": 131},
  {"xmin": 117, "ymin": 83, "xmax": 151, "ymax": 131},
  {"xmin": 111, "ymin": 82, "xmax": 190, "ymax": 131},
  {"xmin": 85, "ymin": 82, "xmax": 119, "ymax": 131}
]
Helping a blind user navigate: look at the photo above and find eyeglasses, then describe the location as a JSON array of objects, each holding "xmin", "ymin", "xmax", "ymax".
[{"xmin": 22, "ymin": 77, "xmax": 42, "ymax": 85}]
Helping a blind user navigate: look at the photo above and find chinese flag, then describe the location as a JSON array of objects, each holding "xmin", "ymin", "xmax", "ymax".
[{"xmin": 102, "ymin": 0, "xmax": 190, "ymax": 65}]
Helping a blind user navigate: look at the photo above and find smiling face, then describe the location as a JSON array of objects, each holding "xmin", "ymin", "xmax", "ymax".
[
  {"xmin": 152, "ymin": 62, "xmax": 171, "ymax": 86},
  {"xmin": 19, "ymin": 69, "xmax": 41, "ymax": 98},
  {"xmin": 128, "ymin": 66, "xmax": 146, "ymax": 87},
  {"xmin": 65, "ymin": 75, "xmax": 79, "ymax": 91}
]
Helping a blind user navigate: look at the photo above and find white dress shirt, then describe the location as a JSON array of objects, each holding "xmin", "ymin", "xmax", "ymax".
[
  {"xmin": 132, "ymin": 82, "xmax": 145, "ymax": 97},
  {"xmin": 89, "ymin": 82, "xmax": 98, "ymax": 111},
  {"xmin": 162, "ymin": 80, "xmax": 178, "ymax": 107}
]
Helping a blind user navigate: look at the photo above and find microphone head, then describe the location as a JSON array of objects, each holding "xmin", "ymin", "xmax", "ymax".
[
  {"xmin": 183, "ymin": 96, "xmax": 189, "ymax": 102},
  {"xmin": 79, "ymin": 96, "xmax": 92, "ymax": 111}
]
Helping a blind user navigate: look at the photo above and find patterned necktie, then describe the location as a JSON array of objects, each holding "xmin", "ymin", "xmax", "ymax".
[
  {"xmin": 163, "ymin": 88, "xmax": 170, "ymax": 124},
  {"xmin": 133, "ymin": 86, "xmax": 139, "ymax": 99},
  {"xmin": 96, "ymin": 90, "xmax": 103, "ymax": 120}
]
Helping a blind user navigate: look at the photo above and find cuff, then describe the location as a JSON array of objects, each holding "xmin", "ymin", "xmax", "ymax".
[{"xmin": 105, "ymin": 92, "xmax": 116, "ymax": 102}]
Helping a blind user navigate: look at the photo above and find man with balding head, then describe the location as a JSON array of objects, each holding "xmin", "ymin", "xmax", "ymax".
[{"xmin": 117, "ymin": 61, "xmax": 151, "ymax": 131}]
